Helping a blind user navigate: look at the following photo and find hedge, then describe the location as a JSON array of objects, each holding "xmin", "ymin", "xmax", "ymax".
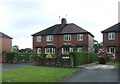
[
  {"xmin": 70, "ymin": 52, "xmax": 97, "ymax": 67},
  {"xmin": 6, "ymin": 52, "xmax": 17, "ymax": 63}
]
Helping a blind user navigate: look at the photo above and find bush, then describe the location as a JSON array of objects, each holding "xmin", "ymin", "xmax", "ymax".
[
  {"xmin": 6, "ymin": 52, "xmax": 16, "ymax": 63},
  {"xmin": 97, "ymin": 48, "xmax": 113, "ymax": 64},
  {"xmin": 70, "ymin": 52, "xmax": 97, "ymax": 67}
]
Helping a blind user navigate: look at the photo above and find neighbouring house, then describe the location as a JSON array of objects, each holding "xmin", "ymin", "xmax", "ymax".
[
  {"xmin": 19, "ymin": 48, "xmax": 33, "ymax": 53},
  {"xmin": 32, "ymin": 18, "xmax": 94, "ymax": 55},
  {"xmin": 0, "ymin": 32, "xmax": 13, "ymax": 63},
  {"xmin": 101, "ymin": 23, "xmax": 120, "ymax": 61}
]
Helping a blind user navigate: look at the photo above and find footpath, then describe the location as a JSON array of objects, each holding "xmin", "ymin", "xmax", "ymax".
[{"xmin": 77, "ymin": 62, "xmax": 118, "ymax": 70}]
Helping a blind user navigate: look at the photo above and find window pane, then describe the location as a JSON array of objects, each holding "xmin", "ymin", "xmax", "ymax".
[
  {"xmin": 37, "ymin": 36, "xmax": 41, "ymax": 42},
  {"xmin": 64, "ymin": 34, "xmax": 71, "ymax": 41},
  {"xmin": 37, "ymin": 48, "xmax": 41, "ymax": 53},
  {"xmin": 108, "ymin": 32, "xmax": 115, "ymax": 40},
  {"xmin": 46, "ymin": 35, "xmax": 53, "ymax": 41},
  {"xmin": 77, "ymin": 34, "xmax": 83, "ymax": 41},
  {"xmin": 77, "ymin": 47, "xmax": 83, "ymax": 52},
  {"xmin": 45, "ymin": 47, "xmax": 55, "ymax": 54},
  {"xmin": 62, "ymin": 47, "xmax": 73, "ymax": 53}
]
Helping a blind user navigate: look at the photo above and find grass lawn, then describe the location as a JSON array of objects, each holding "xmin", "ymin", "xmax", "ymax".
[
  {"xmin": 106, "ymin": 62, "xmax": 120, "ymax": 66},
  {"xmin": 0, "ymin": 71, "xmax": 2, "ymax": 83},
  {"xmin": 2, "ymin": 66, "xmax": 78, "ymax": 82}
]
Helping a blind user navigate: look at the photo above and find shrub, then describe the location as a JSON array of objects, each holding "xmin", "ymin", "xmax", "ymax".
[
  {"xmin": 97, "ymin": 48, "xmax": 114, "ymax": 64},
  {"xmin": 46, "ymin": 54, "xmax": 52, "ymax": 58}
]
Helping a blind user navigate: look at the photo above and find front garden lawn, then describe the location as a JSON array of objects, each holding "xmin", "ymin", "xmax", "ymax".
[
  {"xmin": 2, "ymin": 66, "xmax": 78, "ymax": 82},
  {"xmin": 106, "ymin": 62, "xmax": 120, "ymax": 66}
]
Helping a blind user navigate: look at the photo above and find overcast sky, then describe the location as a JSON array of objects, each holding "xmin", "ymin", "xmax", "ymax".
[{"xmin": 0, "ymin": 0, "xmax": 119, "ymax": 49}]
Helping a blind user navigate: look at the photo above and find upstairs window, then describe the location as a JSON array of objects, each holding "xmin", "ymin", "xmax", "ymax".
[
  {"xmin": 37, "ymin": 36, "xmax": 41, "ymax": 42},
  {"xmin": 108, "ymin": 32, "xmax": 115, "ymax": 40},
  {"xmin": 46, "ymin": 35, "xmax": 53, "ymax": 42},
  {"xmin": 77, "ymin": 34, "xmax": 83, "ymax": 41},
  {"xmin": 64, "ymin": 34, "xmax": 71, "ymax": 41}
]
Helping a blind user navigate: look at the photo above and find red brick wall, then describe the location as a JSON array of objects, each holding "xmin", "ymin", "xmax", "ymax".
[
  {"xmin": 0, "ymin": 38, "xmax": 12, "ymax": 62},
  {"xmin": 33, "ymin": 34, "xmax": 93, "ymax": 55},
  {"xmin": 103, "ymin": 32, "xmax": 120, "ymax": 61}
]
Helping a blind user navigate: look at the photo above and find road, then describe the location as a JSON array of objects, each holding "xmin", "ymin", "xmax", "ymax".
[{"xmin": 60, "ymin": 68, "xmax": 118, "ymax": 82}]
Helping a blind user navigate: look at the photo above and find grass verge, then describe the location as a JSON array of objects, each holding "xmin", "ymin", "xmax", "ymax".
[
  {"xmin": 106, "ymin": 62, "xmax": 119, "ymax": 66},
  {"xmin": 2, "ymin": 66, "xmax": 78, "ymax": 82}
]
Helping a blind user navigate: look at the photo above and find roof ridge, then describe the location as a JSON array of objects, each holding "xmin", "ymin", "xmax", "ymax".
[{"xmin": 101, "ymin": 22, "xmax": 120, "ymax": 33}]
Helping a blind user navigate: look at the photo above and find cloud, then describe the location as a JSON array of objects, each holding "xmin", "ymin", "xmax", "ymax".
[{"xmin": 0, "ymin": 0, "xmax": 119, "ymax": 49}]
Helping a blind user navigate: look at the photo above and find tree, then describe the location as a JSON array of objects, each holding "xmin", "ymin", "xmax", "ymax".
[
  {"xmin": 12, "ymin": 45, "xmax": 19, "ymax": 52},
  {"xmin": 93, "ymin": 40, "xmax": 103, "ymax": 53}
]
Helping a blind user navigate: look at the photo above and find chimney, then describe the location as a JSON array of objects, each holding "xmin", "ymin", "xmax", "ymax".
[{"xmin": 61, "ymin": 18, "xmax": 67, "ymax": 26}]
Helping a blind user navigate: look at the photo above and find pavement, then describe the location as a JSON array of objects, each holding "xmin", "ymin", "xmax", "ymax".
[{"xmin": 77, "ymin": 62, "xmax": 118, "ymax": 70}]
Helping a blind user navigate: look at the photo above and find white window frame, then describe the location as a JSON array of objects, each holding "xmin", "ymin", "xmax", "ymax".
[
  {"xmin": 108, "ymin": 32, "xmax": 115, "ymax": 40},
  {"xmin": 77, "ymin": 47, "xmax": 83, "ymax": 52},
  {"xmin": 62, "ymin": 47, "xmax": 73, "ymax": 54},
  {"xmin": 37, "ymin": 48, "xmax": 41, "ymax": 54},
  {"xmin": 64, "ymin": 34, "xmax": 71, "ymax": 41},
  {"xmin": 46, "ymin": 35, "xmax": 53, "ymax": 42},
  {"xmin": 37, "ymin": 36, "xmax": 41, "ymax": 42},
  {"xmin": 77, "ymin": 34, "xmax": 83, "ymax": 41},
  {"xmin": 45, "ymin": 47, "xmax": 55, "ymax": 54},
  {"xmin": 109, "ymin": 47, "xmax": 115, "ymax": 58}
]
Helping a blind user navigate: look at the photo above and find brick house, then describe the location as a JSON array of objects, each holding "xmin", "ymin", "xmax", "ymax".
[
  {"xmin": 101, "ymin": 23, "xmax": 120, "ymax": 61},
  {"xmin": 32, "ymin": 18, "xmax": 94, "ymax": 55},
  {"xmin": 0, "ymin": 32, "xmax": 13, "ymax": 62}
]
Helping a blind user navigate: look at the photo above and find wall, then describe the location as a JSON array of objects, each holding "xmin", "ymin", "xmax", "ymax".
[
  {"xmin": 88, "ymin": 34, "xmax": 94, "ymax": 52},
  {"xmin": 0, "ymin": 38, "xmax": 12, "ymax": 62},
  {"xmin": 33, "ymin": 33, "xmax": 92, "ymax": 55}
]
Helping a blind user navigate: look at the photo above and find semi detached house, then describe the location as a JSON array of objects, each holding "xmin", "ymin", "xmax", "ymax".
[
  {"xmin": 101, "ymin": 23, "xmax": 120, "ymax": 61},
  {"xmin": 32, "ymin": 18, "xmax": 94, "ymax": 55}
]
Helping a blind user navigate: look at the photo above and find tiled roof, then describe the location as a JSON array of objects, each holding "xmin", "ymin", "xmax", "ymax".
[
  {"xmin": 0, "ymin": 32, "xmax": 13, "ymax": 39},
  {"xmin": 101, "ymin": 22, "xmax": 120, "ymax": 33},
  {"xmin": 32, "ymin": 22, "xmax": 94, "ymax": 37}
]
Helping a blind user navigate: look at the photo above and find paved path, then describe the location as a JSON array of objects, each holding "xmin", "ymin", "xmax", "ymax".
[{"xmin": 77, "ymin": 62, "xmax": 118, "ymax": 70}]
